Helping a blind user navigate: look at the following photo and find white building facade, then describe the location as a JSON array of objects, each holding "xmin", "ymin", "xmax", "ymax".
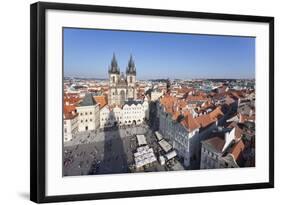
[
  {"xmin": 76, "ymin": 93, "xmax": 100, "ymax": 132},
  {"xmin": 100, "ymin": 99, "xmax": 149, "ymax": 128},
  {"xmin": 156, "ymin": 102, "xmax": 200, "ymax": 167},
  {"xmin": 63, "ymin": 113, "xmax": 78, "ymax": 142},
  {"xmin": 200, "ymin": 128, "xmax": 236, "ymax": 169},
  {"xmin": 151, "ymin": 89, "xmax": 164, "ymax": 101}
]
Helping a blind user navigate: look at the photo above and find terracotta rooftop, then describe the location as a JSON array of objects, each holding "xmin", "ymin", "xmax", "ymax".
[
  {"xmin": 202, "ymin": 132, "xmax": 226, "ymax": 153},
  {"xmin": 230, "ymin": 139, "xmax": 245, "ymax": 160},
  {"xmin": 64, "ymin": 105, "xmax": 78, "ymax": 120},
  {"xmin": 64, "ymin": 95, "xmax": 81, "ymax": 105},
  {"xmin": 94, "ymin": 95, "xmax": 107, "ymax": 109},
  {"xmin": 186, "ymin": 95, "xmax": 208, "ymax": 102},
  {"xmin": 181, "ymin": 112, "xmax": 200, "ymax": 132},
  {"xmin": 209, "ymin": 106, "xmax": 224, "ymax": 119},
  {"xmin": 160, "ymin": 94, "xmax": 177, "ymax": 114},
  {"xmin": 230, "ymin": 91, "xmax": 245, "ymax": 99},
  {"xmin": 227, "ymin": 121, "xmax": 243, "ymax": 141},
  {"xmin": 172, "ymin": 111, "xmax": 181, "ymax": 121},
  {"xmin": 195, "ymin": 106, "xmax": 224, "ymax": 128},
  {"xmin": 195, "ymin": 114, "xmax": 214, "ymax": 128}
]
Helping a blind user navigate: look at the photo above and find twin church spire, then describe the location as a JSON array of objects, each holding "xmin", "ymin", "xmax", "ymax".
[{"xmin": 108, "ymin": 53, "xmax": 136, "ymax": 75}]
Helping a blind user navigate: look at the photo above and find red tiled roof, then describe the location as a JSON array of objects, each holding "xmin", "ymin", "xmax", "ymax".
[
  {"xmin": 181, "ymin": 112, "xmax": 200, "ymax": 132},
  {"xmin": 227, "ymin": 121, "xmax": 243, "ymax": 141},
  {"xmin": 64, "ymin": 94, "xmax": 81, "ymax": 105},
  {"xmin": 209, "ymin": 106, "xmax": 224, "ymax": 119},
  {"xmin": 195, "ymin": 114, "xmax": 214, "ymax": 128},
  {"xmin": 203, "ymin": 132, "xmax": 226, "ymax": 152},
  {"xmin": 230, "ymin": 140, "xmax": 245, "ymax": 160},
  {"xmin": 64, "ymin": 105, "xmax": 78, "ymax": 120},
  {"xmin": 186, "ymin": 95, "xmax": 208, "ymax": 102},
  {"xmin": 64, "ymin": 105, "xmax": 76, "ymax": 113},
  {"xmin": 195, "ymin": 107, "xmax": 224, "ymax": 128},
  {"xmin": 160, "ymin": 94, "xmax": 177, "ymax": 114},
  {"xmin": 172, "ymin": 111, "xmax": 181, "ymax": 121},
  {"xmin": 94, "ymin": 95, "xmax": 107, "ymax": 109}
]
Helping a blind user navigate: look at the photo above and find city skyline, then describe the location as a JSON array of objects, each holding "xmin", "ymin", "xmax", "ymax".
[{"xmin": 64, "ymin": 28, "xmax": 255, "ymax": 80}]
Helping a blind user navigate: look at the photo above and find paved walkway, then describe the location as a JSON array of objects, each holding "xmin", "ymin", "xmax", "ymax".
[
  {"xmin": 63, "ymin": 124, "xmax": 151, "ymax": 176},
  {"xmin": 64, "ymin": 124, "xmax": 149, "ymax": 147}
]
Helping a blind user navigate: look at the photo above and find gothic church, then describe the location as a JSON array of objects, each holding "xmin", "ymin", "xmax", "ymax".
[{"xmin": 108, "ymin": 54, "xmax": 137, "ymax": 106}]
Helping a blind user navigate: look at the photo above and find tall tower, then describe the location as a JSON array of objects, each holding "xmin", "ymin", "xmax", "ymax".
[
  {"xmin": 126, "ymin": 55, "xmax": 137, "ymax": 100},
  {"xmin": 108, "ymin": 53, "xmax": 120, "ymax": 105}
]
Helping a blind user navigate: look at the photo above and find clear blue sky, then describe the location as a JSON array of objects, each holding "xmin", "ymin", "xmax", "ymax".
[{"xmin": 63, "ymin": 28, "xmax": 255, "ymax": 80}]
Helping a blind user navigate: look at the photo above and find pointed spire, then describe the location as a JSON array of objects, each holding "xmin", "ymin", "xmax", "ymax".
[
  {"xmin": 128, "ymin": 54, "xmax": 135, "ymax": 68},
  {"xmin": 111, "ymin": 53, "xmax": 117, "ymax": 67},
  {"xmin": 109, "ymin": 53, "xmax": 120, "ymax": 74},
  {"xmin": 126, "ymin": 54, "xmax": 136, "ymax": 75}
]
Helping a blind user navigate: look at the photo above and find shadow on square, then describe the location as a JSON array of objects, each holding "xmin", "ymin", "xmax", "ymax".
[{"xmin": 88, "ymin": 111, "xmax": 129, "ymax": 175}]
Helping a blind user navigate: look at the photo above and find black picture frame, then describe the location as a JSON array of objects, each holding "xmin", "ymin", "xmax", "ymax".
[{"xmin": 30, "ymin": 1, "xmax": 274, "ymax": 203}]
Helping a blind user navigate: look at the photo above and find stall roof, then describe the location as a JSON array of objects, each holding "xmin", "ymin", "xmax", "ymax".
[
  {"xmin": 155, "ymin": 131, "xmax": 163, "ymax": 141},
  {"xmin": 134, "ymin": 146, "xmax": 156, "ymax": 168},
  {"xmin": 165, "ymin": 150, "xmax": 177, "ymax": 160},
  {"xmin": 158, "ymin": 139, "xmax": 172, "ymax": 153},
  {"xmin": 159, "ymin": 155, "xmax": 166, "ymax": 165},
  {"xmin": 136, "ymin": 135, "xmax": 147, "ymax": 146}
]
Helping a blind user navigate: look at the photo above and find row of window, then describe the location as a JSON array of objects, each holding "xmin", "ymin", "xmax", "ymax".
[
  {"xmin": 101, "ymin": 116, "xmax": 122, "ymax": 121},
  {"xmin": 124, "ymin": 111, "xmax": 143, "ymax": 115},
  {"xmin": 102, "ymin": 119, "xmax": 142, "ymax": 125},
  {"xmin": 80, "ymin": 112, "xmax": 93, "ymax": 116},
  {"xmin": 101, "ymin": 111, "xmax": 144, "ymax": 117},
  {"xmin": 101, "ymin": 112, "xmax": 121, "ymax": 116},
  {"xmin": 124, "ymin": 116, "xmax": 143, "ymax": 119},
  {"xmin": 111, "ymin": 76, "xmax": 133, "ymax": 83},
  {"xmin": 80, "ymin": 119, "xmax": 93, "ymax": 123},
  {"xmin": 124, "ymin": 107, "xmax": 142, "ymax": 110}
]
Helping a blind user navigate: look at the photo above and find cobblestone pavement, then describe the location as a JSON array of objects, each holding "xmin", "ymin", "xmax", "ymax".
[
  {"xmin": 63, "ymin": 123, "xmax": 186, "ymax": 176},
  {"xmin": 63, "ymin": 124, "xmax": 153, "ymax": 176}
]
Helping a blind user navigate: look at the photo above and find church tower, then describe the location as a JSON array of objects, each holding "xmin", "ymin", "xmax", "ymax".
[
  {"xmin": 126, "ymin": 55, "xmax": 137, "ymax": 100},
  {"xmin": 108, "ymin": 53, "xmax": 120, "ymax": 86},
  {"xmin": 108, "ymin": 53, "xmax": 120, "ymax": 105}
]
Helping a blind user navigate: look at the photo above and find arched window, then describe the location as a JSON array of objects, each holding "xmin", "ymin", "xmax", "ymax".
[
  {"xmin": 112, "ymin": 76, "xmax": 115, "ymax": 83},
  {"xmin": 130, "ymin": 76, "xmax": 132, "ymax": 83}
]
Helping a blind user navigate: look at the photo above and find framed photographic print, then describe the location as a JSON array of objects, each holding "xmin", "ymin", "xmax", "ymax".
[{"xmin": 30, "ymin": 1, "xmax": 274, "ymax": 203}]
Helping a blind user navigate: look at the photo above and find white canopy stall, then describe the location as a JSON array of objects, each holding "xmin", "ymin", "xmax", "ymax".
[
  {"xmin": 136, "ymin": 134, "xmax": 147, "ymax": 146},
  {"xmin": 158, "ymin": 139, "xmax": 172, "ymax": 153}
]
